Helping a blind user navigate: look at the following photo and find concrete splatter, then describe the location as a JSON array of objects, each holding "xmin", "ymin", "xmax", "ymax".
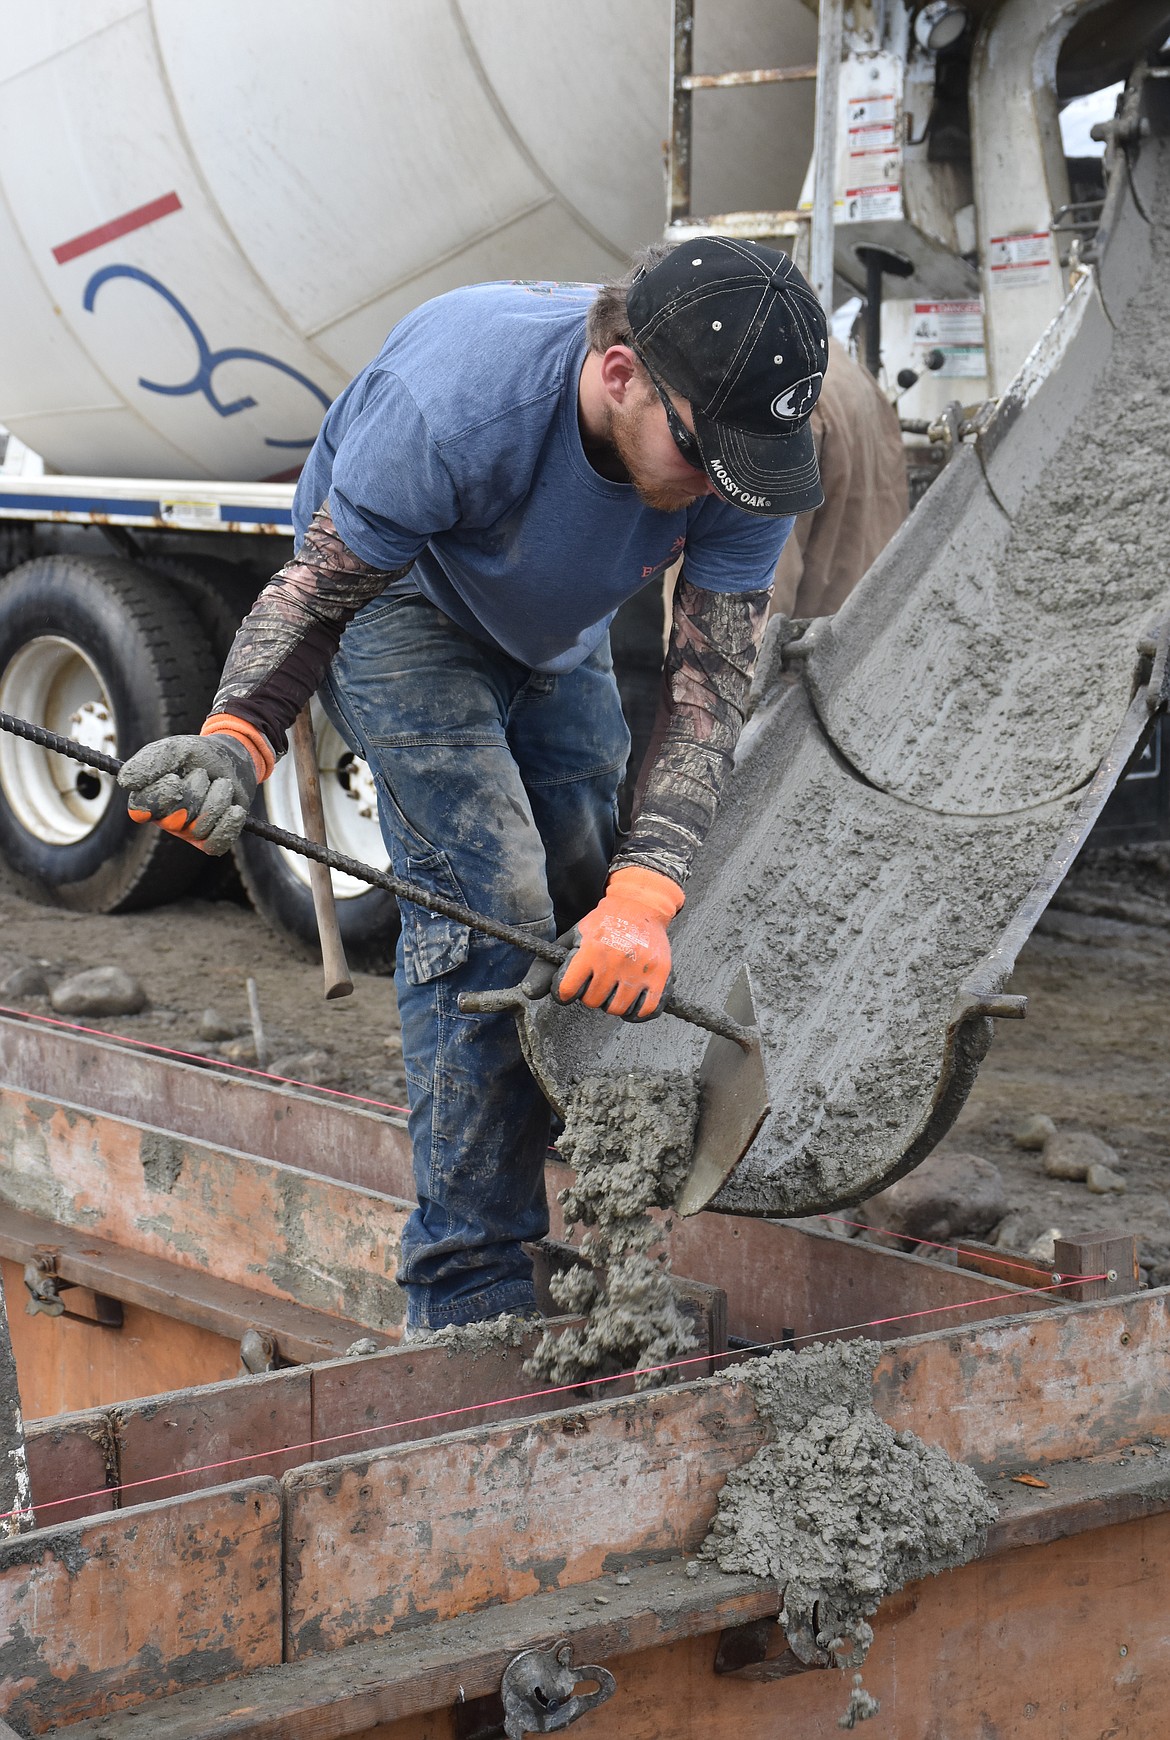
[
  {"xmin": 407, "ymin": 1313, "xmax": 536, "ymax": 1355},
  {"xmin": 702, "ymin": 1339, "xmax": 994, "ymax": 1699}
]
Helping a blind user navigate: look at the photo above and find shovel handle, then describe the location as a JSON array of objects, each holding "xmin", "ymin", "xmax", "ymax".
[{"xmin": 290, "ymin": 709, "xmax": 354, "ymax": 1001}]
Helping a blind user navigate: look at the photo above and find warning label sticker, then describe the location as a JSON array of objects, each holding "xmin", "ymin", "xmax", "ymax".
[
  {"xmin": 912, "ymin": 300, "xmax": 986, "ymax": 378},
  {"xmin": 847, "ymin": 92, "xmax": 897, "ymax": 135},
  {"xmin": 843, "ymin": 89, "xmax": 901, "ymax": 214},
  {"xmin": 988, "ymin": 232, "xmax": 1054, "ymax": 288},
  {"xmin": 839, "ymin": 185, "xmax": 903, "ymax": 223}
]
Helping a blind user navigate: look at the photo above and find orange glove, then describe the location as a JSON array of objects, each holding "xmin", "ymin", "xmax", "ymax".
[
  {"xmin": 118, "ymin": 715, "xmax": 274, "ymax": 854},
  {"xmin": 554, "ymin": 865, "xmax": 685, "ymax": 1019}
]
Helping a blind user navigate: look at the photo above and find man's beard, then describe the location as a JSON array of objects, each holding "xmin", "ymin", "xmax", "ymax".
[{"xmin": 606, "ymin": 394, "xmax": 708, "ymax": 513}]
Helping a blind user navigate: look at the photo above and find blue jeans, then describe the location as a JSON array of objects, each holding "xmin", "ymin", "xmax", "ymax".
[{"xmin": 323, "ymin": 586, "xmax": 630, "ymax": 1330}]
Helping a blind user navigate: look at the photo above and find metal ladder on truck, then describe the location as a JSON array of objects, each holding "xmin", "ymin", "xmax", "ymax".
[{"xmin": 664, "ymin": 0, "xmax": 844, "ymax": 313}]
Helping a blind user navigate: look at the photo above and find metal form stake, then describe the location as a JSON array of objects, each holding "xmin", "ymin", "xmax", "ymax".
[{"xmin": 810, "ymin": 0, "xmax": 844, "ymax": 316}]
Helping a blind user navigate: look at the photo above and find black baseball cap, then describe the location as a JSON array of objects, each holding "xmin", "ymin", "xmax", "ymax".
[{"xmin": 626, "ymin": 237, "xmax": 828, "ymax": 516}]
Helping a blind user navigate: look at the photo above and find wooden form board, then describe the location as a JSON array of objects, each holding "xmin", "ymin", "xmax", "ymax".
[
  {"xmin": 0, "ymin": 1086, "xmax": 410, "ymax": 1331},
  {"xmin": 4, "ymin": 1254, "xmax": 241, "ymax": 1421},
  {"xmin": 0, "ymin": 1012, "xmax": 414, "ymax": 1195},
  {"xmin": 0, "ymin": 1479, "xmax": 283, "ymax": 1737},
  {"xmin": 19, "ymin": 1332, "xmax": 564, "ymax": 1528},
  {"xmin": 22, "ymin": 1274, "xmax": 736, "ymax": 1532},
  {"xmin": 38, "ymin": 1352, "xmax": 1170, "ymax": 1738},
  {"xmin": 655, "ymin": 1202, "xmax": 1052, "ymax": 1347},
  {"xmin": 2, "ymin": 1288, "xmax": 1167, "ymax": 1734},
  {"xmin": 363, "ymin": 1515, "xmax": 1162, "ymax": 1740},
  {"xmin": 0, "ymin": 1210, "xmax": 395, "ymax": 1406},
  {"xmin": 275, "ymin": 1289, "xmax": 1170, "ymax": 1662},
  {"xmin": 873, "ymin": 1287, "xmax": 1170, "ymax": 1471}
]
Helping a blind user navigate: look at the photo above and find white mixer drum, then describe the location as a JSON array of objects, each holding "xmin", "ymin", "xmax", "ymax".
[{"xmin": 0, "ymin": 0, "xmax": 816, "ymax": 481}]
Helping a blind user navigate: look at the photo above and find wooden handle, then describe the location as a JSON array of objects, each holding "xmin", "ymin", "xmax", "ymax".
[{"xmin": 290, "ymin": 709, "xmax": 354, "ymax": 1000}]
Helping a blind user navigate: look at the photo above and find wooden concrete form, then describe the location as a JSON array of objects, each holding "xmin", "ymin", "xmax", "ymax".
[
  {"xmin": 0, "ymin": 1012, "xmax": 1161, "ymax": 1735},
  {"xmin": 3, "ymin": 1287, "xmax": 1163, "ymax": 1739},
  {"xmin": 51, "ymin": 1515, "xmax": 1170, "ymax": 1739},
  {"xmin": 0, "ymin": 1011, "xmax": 415, "ymax": 1195},
  {"xmin": 0, "ymin": 1479, "xmax": 283, "ymax": 1735},
  {"xmin": 0, "ymin": 1084, "xmax": 410, "ymax": 1329},
  {"xmin": 0, "ymin": 1027, "xmax": 1054, "ymax": 1354},
  {"xmin": 22, "ymin": 1284, "xmax": 744, "ymax": 1530}
]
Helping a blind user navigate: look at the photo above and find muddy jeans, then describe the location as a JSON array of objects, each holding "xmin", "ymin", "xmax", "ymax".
[{"xmin": 323, "ymin": 585, "xmax": 629, "ymax": 1330}]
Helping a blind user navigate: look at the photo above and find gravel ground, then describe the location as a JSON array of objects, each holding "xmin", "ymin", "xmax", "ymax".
[{"xmin": 0, "ymin": 843, "xmax": 1164, "ymax": 1278}]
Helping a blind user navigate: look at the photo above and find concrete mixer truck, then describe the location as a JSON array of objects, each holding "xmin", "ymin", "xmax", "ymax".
[{"xmin": 0, "ymin": 0, "xmax": 1163, "ymax": 960}]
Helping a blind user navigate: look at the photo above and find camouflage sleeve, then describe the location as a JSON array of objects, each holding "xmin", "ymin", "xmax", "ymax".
[
  {"xmin": 611, "ymin": 575, "xmax": 770, "ymax": 887},
  {"xmin": 209, "ymin": 504, "xmax": 412, "ymax": 757}
]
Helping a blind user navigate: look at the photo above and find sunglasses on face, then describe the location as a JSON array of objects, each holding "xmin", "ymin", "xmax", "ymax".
[{"xmin": 633, "ymin": 349, "xmax": 706, "ymax": 472}]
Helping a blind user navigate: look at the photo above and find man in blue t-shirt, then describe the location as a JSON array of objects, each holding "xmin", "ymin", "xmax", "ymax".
[{"xmin": 120, "ymin": 238, "xmax": 828, "ymax": 1333}]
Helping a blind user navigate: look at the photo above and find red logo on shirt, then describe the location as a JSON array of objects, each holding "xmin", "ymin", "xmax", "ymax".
[{"xmin": 640, "ymin": 535, "xmax": 686, "ymax": 580}]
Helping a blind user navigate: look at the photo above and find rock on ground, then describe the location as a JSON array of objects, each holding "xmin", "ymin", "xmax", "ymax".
[
  {"xmin": 1013, "ymin": 1113, "xmax": 1056, "ymax": 1151},
  {"xmin": 1085, "ymin": 1162, "xmax": 1127, "ymax": 1195},
  {"xmin": 862, "ymin": 1151, "xmax": 1006, "ymax": 1245},
  {"xmin": 268, "ymin": 1048, "xmax": 334, "ymax": 1085},
  {"xmin": 0, "ymin": 964, "xmax": 51, "ymax": 1000},
  {"xmin": 50, "ymin": 966, "xmax": 147, "ymax": 1018},
  {"xmin": 1042, "ymin": 1128, "xmax": 1120, "ymax": 1181},
  {"xmin": 990, "ymin": 1209, "xmax": 1052, "ymax": 1254}
]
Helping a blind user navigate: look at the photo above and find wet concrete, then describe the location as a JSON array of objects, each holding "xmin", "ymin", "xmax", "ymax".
[
  {"xmin": 525, "ymin": 1070, "xmax": 699, "ymax": 1389},
  {"xmin": 407, "ymin": 1313, "xmax": 535, "ymax": 1355}
]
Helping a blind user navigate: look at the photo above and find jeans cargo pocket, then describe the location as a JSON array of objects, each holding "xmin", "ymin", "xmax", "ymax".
[{"xmin": 400, "ymin": 847, "xmax": 471, "ymax": 986}]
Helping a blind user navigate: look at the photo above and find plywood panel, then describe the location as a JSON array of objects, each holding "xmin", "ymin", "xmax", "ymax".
[
  {"xmin": 457, "ymin": 1513, "xmax": 1170, "ymax": 1740},
  {"xmin": 0, "ymin": 1479, "xmax": 282, "ymax": 1735},
  {"xmin": 0, "ymin": 1090, "xmax": 409, "ymax": 1329},
  {"xmin": 0, "ymin": 1013, "xmax": 414, "ymax": 1197},
  {"xmin": 116, "ymin": 1366, "xmax": 313, "ymax": 1502},
  {"xmin": 285, "ymin": 1289, "xmax": 1170, "ymax": 1660},
  {"xmin": 24, "ymin": 1407, "xmax": 117, "ymax": 1527},
  {"xmin": 874, "ymin": 1288, "xmax": 1170, "ymax": 1471},
  {"xmin": 283, "ymin": 1384, "xmax": 768, "ymax": 1659},
  {"xmin": 309, "ymin": 1332, "xmax": 564, "ymax": 1463},
  {"xmin": 74, "ymin": 1508, "xmax": 1170, "ymax": 1739},
  {"xmin": 4, "ymin": 1258, "xmax": 239, "ymax": 1419}
]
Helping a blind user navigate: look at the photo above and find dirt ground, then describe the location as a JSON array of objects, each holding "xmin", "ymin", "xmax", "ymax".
[
  {"xmin": 0, "ymin": 841, "xmax": 1164, "ymax": 1278},
  {"xmin": 941, "ymin": 842, "xmax": 1170, "ymax": 1285},
  {"xmin": 0, "ymin": 879, "xmax": 410, "ymax": 1113}
]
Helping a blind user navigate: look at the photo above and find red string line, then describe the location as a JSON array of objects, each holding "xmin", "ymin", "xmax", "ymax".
[
  {"xmin": 816, "ymin": 1214, "xmax": 1077, "ymax": 1281},
  {"xmin": 6, "ymin": 1272, "xmax": 1107, "ymax": 1524},
  {"xmin": 0, "ymin": 1002, "xmax": 412, "ymax": 1118}
]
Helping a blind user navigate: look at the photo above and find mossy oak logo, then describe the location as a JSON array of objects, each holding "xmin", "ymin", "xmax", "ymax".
[{"xmin": 770, "ymin": 372, "xmax": 823, "ymax": 421}]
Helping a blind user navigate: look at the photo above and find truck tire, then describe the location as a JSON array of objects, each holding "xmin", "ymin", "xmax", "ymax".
[
  {"xmin": 144, "ymin": 554, "xmax": 261, "ymax": 663},
  {"xmin": 0, "ymin": 555, "xmax": 221, "ymax": 911},
  {"xmin": 231, "ymin": 697, "xmax": 399, "ymax": 972}
]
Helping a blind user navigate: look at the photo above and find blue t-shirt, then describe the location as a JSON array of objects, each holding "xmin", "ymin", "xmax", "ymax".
[{"xmin": 294, "ymin": 282, "xmax": 793, "ymax": 675}]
